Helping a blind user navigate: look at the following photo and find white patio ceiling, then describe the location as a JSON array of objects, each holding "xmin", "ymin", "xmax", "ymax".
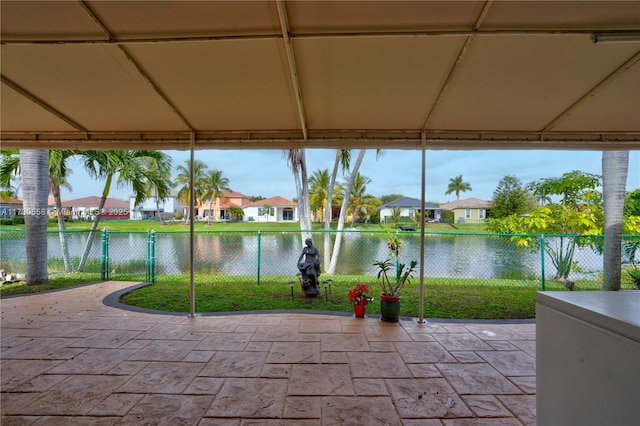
[{"xmin": 1, "ymin": 0, "xmax": 639, "ymax": 151}]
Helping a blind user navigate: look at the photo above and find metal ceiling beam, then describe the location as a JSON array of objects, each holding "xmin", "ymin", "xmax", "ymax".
[
  {"xmin": 3, "ymin": 130, "xmax": 638, "ymax": 151},
  {"xmin": 276, "ymin": 0, "xmax": 308, "ymax": 140},
  {"xmin": 1, "ymin": 75, "xmax": 87, "ymax": 132},
  {"xmin": 76, "ymin": 1, "xmax": 194, "ymax": 132},
  {"xmin": 422, "ymin": 1, "xmax": 493, "ymax": 130},
  {"xmin": 5, "ymin": 30, "xmax": 639, "ymax": 46},
  {"xmin": 543, "ymin": 49, "xmax": 640, "ymax": 132}
]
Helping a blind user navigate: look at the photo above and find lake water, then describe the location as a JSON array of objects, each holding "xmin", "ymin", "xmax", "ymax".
[{"xmin": 0, "ymin": 230, "xmax": 611, "ymax": 281}]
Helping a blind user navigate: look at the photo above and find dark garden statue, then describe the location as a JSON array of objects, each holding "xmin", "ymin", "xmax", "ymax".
[{"xmin": 297, "ymin": 238, "xmax": 321, "ymax": 297}]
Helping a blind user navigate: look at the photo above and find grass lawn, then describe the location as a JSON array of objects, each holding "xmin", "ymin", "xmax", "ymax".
[
  {"xmin": 119, "ymin": 276, "xmax": 541, "ymax": 319},
  {"xmin": 5, "ymin": 270, "xmax": 631, "ymax": 319}
]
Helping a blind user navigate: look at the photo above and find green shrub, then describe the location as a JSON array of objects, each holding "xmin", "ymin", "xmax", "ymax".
[
  {"xmin": 13, "ymin": 216, "xmax": 25, "ymax": 224},
  {"xmin": 441, "ymin": 211, "xmax": 454, "ymax": 223},
  {"xmin": 0, "ymin": 218, "xmax": 13, "ymax": 226}
]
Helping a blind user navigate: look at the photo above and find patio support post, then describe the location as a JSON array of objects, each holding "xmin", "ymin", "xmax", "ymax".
[
  {"xmin": 189, "ymin": 132, "xmax": 196, "ymax": 317},
  {"xmin": 418, "ymin": 131, "xmax": 426, "ymax": 323}
]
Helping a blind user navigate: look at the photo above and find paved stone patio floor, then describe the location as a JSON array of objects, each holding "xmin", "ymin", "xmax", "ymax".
[{"xmin": 1, "ymin": 281, "xmax": 536, "ymax": 425}]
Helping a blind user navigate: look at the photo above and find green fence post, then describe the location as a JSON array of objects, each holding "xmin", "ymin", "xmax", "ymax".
[
  {"xmin": 540, "ymin": 235, "xmax": 546, "ymax": 291},
  {"xmin": 146, "ymin": 230, "xmax": 151, "ymax": 283},
  {"xmin": 151, "ymin": 230, "xmax": 156, "ymax": 284},
  {"xmin": 257, "ymin": 230, "xmax": 261, "ymax": 286},
  {"xmin": 101, "ymin": 229, "xmax": 107, "ymax": 280}
]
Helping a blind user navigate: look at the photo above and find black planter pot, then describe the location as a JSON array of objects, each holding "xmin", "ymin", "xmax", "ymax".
[{"xmin": 380, "ymin": 294, "xmax": 400, "ymax": 322}]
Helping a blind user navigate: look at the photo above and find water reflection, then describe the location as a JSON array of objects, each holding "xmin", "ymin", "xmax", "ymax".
[{"xmin": 1, "ymin": 230, "xmax": 610, "ymax": 280}]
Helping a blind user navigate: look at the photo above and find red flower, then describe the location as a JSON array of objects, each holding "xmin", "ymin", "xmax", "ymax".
[{"xmin": 349, "ymin": 284, "xmax": 373, "ymax": 305}]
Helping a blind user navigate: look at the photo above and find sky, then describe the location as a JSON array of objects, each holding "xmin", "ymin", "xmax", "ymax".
[{"xmin": 60, "ymin": 149, "xmax": 640, "ymax": 204}]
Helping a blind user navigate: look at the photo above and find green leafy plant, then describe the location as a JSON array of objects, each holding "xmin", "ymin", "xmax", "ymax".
[
  {"xmin": 626, "ymin": 267, "xmax": 640, "ymax": 289},
  {"xmin": 373, "ymin": 258, "xmax": 418, "ymax": 296}
]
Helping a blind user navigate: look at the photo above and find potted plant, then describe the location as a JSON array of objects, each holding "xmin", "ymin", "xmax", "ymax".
[
  {"xmin": 373, "ymin": 258, "xmax": 417, "ymax": 322},
  {"xmin": 348, "ymin": 283, "xmax": 373, "ymax": 318}
]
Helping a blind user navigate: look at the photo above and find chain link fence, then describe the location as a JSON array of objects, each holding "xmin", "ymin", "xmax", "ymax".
[
  {"xmin": 0, "ymin": 229, "xmax": 103, "ymax": 281},
  {"xmin": 1, "ymin": 229, "xmax": 638, "ymax": 291}
]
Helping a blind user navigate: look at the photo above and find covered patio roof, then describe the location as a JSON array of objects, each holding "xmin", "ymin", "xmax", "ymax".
[{"xmin": 1, "ymin": 1, "xmax": 639, "ymax": 151}]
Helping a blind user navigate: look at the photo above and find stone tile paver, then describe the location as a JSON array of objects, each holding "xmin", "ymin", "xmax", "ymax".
[
  {"xmin": 461, "ymin": 394, "xmax": 513, "ymax": 417},
  {"xmin": 199, "ymin": 351, "xmax": 267, "ymax": 377},
  {"xmin": 47, "ymin": 348, "xmax": 137, "ymax": 374},
  {"xmin": 0, "ymin": 281, "xmax": 537, "ymax": 425},
  {"xmin": 476, "ymin": 350, "xmax": 536, "ymax": 376},
  {"xmin": 205, "ymin": 378, "xmax": 288, "ymax": 418},
  {"xmin": 119, "ymin": 394, "xmax": 214, "ymax": 425},
  {"xmin": 289, "ymin": 364, "xmax": 354, "ymax": 395},
  {"xmin": 118, "ymin": 361, "xmax": 205, "ymax": 394},
  {"xmin": 386, "ymin": 378, "xmax": 473, "ymax": 419},
  {"xmin": 196, "ymin": 332, "xmax": 253, "ymax": 351},
  {"xmin": 321, "ymin": 396, "xmax": 398, "ymax": 425},
  {"xmin": 126, "ymin": 339, "xmax": 199, "ymax": 362},
  {"xmin": 12, "ymin": 375, "xmax": 128, "ymax": 415},
  {"xmin": 320, "ymin": 333, "xmax": 369, "ymax": 352},
  {"xmin": 432, "ymin": 332, "xmax": 495, "ymax": 351},
  {"xmin": 395, "ymin": 341, "xmax": 457, "ymax": 363},
  {"xmin": 436, "ymin": 363, "xmax": 522, "ymax": 395},
  {"xmin": 266, "ymin": 341, "xmax": 320, "ymax": 364},
  {"xmin": 347, "ymin": 351, "xmax": 412, "ymax": 378}
]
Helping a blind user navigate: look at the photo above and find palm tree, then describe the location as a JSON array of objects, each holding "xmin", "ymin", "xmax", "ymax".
[
  {"xmin": 262, "ymin": 204, "xmax": 273, "ymax": 222},
  {"xmin": 327, "ymin": 149, "xmax": 367, "ymax": 274},
  {"xmin": 535, "ymin": 193, "xmax": 553, "ymax": 206},
  {"xmin": 1, "ymin": 149, "xmax": 75, "ymax": 272},
  {"xmin": 49, "ymin": 150, "xmax": 75, "ymax": 272},
  {"xmin": 445, "ymin": 175, "xmax": 472, "ymax": 200},
  {"xmin": 0, "ymin": 149, "xmax": 21, "ymax": 200},
  {"xmin": 602, "ymin": 151, "xmax": 629, "ymax": 291},
  {"xmin": 227, "ymin": 206, "xmax": 245, "ymax": 222},
  {"xmin": 202, "ymin": 169, "xmax": 230, "ymax": 225},
  {"xmin": 347, "ymin": 172, "xmax": 375, "ymax": 226},
  {"xmin": 20, "ymin": 150, "xmax": 49, "ymax": 284},
  {"xmin": 390, "ymin": 206, "xmax": 402, "ymax": 226},
  {"xmin": 76, "ymin": 150, "xmax": 171, "ymax": 271},
  {"xmin": 141, "ymin": 154, "xmax": 173, "ymax": 225},
  {"xmin": 309, "ymin": 168, "xmax": 330, "ymax": 222},
  {"xmin": 174, "ymin": 159, "xmax": 208, "ymax": 224},
  {"xmin": 284, "ymin": 149, "xmax": 311, "ymax": 235},
  {"xmin": 323, "ymin": 150, "xmax": 351, "ymax": 270}
]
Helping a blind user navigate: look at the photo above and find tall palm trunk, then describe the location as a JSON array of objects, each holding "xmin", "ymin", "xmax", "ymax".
[
  {"xmin": 51, "ymin": 181, "xmax": 72, "ymax": 272},
  {"xmin": 323, "ymin": 153, "xmax": 341, "ymax": 270},
  {"xmin": 155, "ymin": 193, "xmax": 165, "ymax": 226},
  {"xmin": 20, "ymin": 149, "xmax": 49, "ymax": 284},
  {"xmin": 299, "ymin": 150, "xmax": 312, "ymax": 233},
  {"xmin": 327, "ymin": 149, "xmax": 366, "ymax": 274},
  {"xmin": 77, "ymin": 173, "xmax": 113, "ymax": 272},
  {"xmin": 602, "ymin": 151, "xmax": 629, "ymax": 291},
  {"xmin": 287, "ymin": 149, "xmax": 311, "ymax": 241}
]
